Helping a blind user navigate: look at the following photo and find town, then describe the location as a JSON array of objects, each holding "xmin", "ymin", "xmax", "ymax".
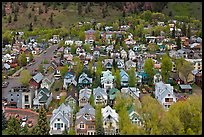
[{"xmin": 2, "ymin": 2, "xmax": 202, "ymax": 135}]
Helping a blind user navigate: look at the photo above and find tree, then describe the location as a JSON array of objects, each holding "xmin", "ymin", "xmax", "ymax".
[
  {"xmin": 34, "ymin": 106, "xmax": 50, "ymax": 135},
  {"xmin": 73, "ymin": 57, "xmax": 84, "ymax": 77},
  {"xmin": 18, "ymin": 52, "xmax": 27, "ymax": 67},
  {"xmin": 128, "ymin": 67, "xmax": 136, "ymax": 87},
  {"xmin": 187, "ymin": 24, "xmax": 191, "ymax": 38},
  {"xmin": 38, "ymin": 64, "xmax": 44, "ymax": 74},
  {"xmin": 2, "ymin": 5, "xmax": 6, "ymax": 16},
  {"xmin": 141, "ymin": 96, "xmax": 164, "ymax": 135},
  {"xmin": 60, "ymin": 64, "xmax": 68, "ymax": 77},
  {"xmin": 83, "ymin": 44, "xmax": 91, "ymax": 53},
  {"xmin": 181, "ymin": 23, "xmax": 187, "ymax": 36},
  {"xmin": 95, "ymin": 60, "xmax": 103, "ymax": 79},
  {"xmin": 161, "ymin": 54, "xmax": 172, "ymax": 83},
  {"xmin": 143, "ymin": 58, "xmax": 154, "ymax": 80},
  {"xmin": 115, "ymin": 69, "xmax": 121, "ymax": 89},
  {"xmin": 69, "ymin": 127, "xmax": 75, "ymax": 135},
  {"xmin": 14, "ymin": 13, "xmax": 17, "ymax": 22},
  {"xmin": 6, "ymin": 116, "xmax": 21, "ymax": 135},
  {"xmin": 28, "ymin": 23, "xmax": 33, "ymax": 31},
  {"xmin": 45, "ymin": 4, "xmax": 48, "ymax": 13},
  {"xmin": 29, "ymin": 52, "xmax": 34, "ymax": 62},
  {"xmin": 171, "ymin": 26, "xmax": 175, "ymax": 39},
  {"xmin": 19, "ymin": 69, "xmax": 31, "ymax": 86},
  {"xmin": 34, "ymin": 15, "xmax": 37, "ymax": 22},
  {"xmin": 28, "ymin": 12, "xmax": 31, "ymax": 19},
  {"xmin": 20, "ymin": 125, "xmax": 29, "ymax": 135},
  {"xmin": 177, "ymin": 60, "xmax": 194, "ymax": 84},
  {"xmin": 79, "ymin": 31, "xmax": 85, "ymax": 41},
  {"xmin": 2, "ymin": 110, "xmax": 7, "ymax": 130},
  {"xmin": 39, "ymin": 6, "xmax": 43, "ymax": 15},
  {"xmin": 95, "ymin": 105, "xmax": 104, "ymax": 135},
  {"xmin": 8, "ymin": 15, "xmax": 12, "ymax": 23},
  {"xmin": 89, "ymin": 94, "xmax": 95, "ymax": 107},
  {"xmin": 70, "ymin": 43, "xmax": 76, "ymax": 54},
  {"xmin": 78, "ymin": 3, "xmax": 82, "ymax": 15},
  {"xmin": 49, "ymin": 13, "xmax": 54, "ymax": 25},
  {"xmin": 176, "ymin": 36, "xmax": 181, "ymax": 50},
  {"xmin": 62, "ymin": 128, "xmax": 68, "ymax": 135}
]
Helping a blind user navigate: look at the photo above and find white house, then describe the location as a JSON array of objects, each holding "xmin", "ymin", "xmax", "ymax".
[
  {"xmin": 79, "ymin": 88, "xmax": 92, "ymax": 107},
  {"xmin": 65, "ymin": 40, "xmax": 74, "ymax": 45},
  {"xmin": 93, "ymin": 87, "xmax": 107, "ymax": 106},
  {"xmin": 41, "ymin": 74, "xmax": 55, "ymax": 90},
  {"xmin": 101, "ymin": 70, "xmax": 115, "ymax": 91},
  {"xmin": 155, "ymin": 81, "xmax": 177, "ymax": 110},
  {"xmin": 50, "ymin": 103, "xmax": 73, "ymax": 135},
  {"xmin": 102, "ymin": 106, "xmax": 119, "ymax": 135}
]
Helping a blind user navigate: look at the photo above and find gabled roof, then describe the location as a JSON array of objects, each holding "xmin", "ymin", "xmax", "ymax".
[
  {"xmin": 93, "ymin": 87, "xmax": 107, "ymax": 100},
  {"xmin": 79, "ymin": 88, "xmax": 91, "ymax": 100},
  {"xmin": 108, "ymin": 88, "xmax": 120, "ymax": 100},
  {"xmin": 102, "ymin": 105, "xmax": 119, "ymax": 122},
  {"xmin": 76, "ymin": 103, "xmax": 95, "ymax": 117},
  {"xmin": 32, "ymin": 73, "xmax": 44, "ymax": 83},
  {"xmin": 120, "ymin": 69, "xmax": 129, "ymax": 81},
  {"xmin": 78, "ymin": 72, "xmax": 92, "ymax": 84}
]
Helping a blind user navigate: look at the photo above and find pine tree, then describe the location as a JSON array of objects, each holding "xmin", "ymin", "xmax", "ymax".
[
  {"xmin": 181, "ymin": 23, "xmax": 187, "ymax": 36},
  {"xmin": 33, "ymin": 106, "xmax": 50, "ymax": 135},
  {"xmin": 187, "ymin": 24, "xmax": 191, "ymax": 38},
  {"xmin": 20, "ymin": 125, "xmax": 29, "ymax": 135},
  {"xmin": 176, "ymin": 36, "xmax": 181, "ymax": 50},
  {"xmin": 172, "ymin": 26, "xmax": 175, "ymax": 39},
  {"xmin": 95, "ymin": 105, "xmax": 104, "ymax": 135},
  {"xmin": 28, "ymin": 23, "xmax": 33, "ymax": 31},
  {"xmin": 8, "ymin": 15, "xmax": 12, "ymax": 23},
  {"xmin": 14, "ymin": 13, "xmax": 18, "ymax": 22},
  {"xmin": 2, "ymin": 110, "xmax": 7, "ymax": 130},
  {"xmin": 6, "ymin": 116, "xmax": 21, "ymax": 135},
  {"xmin": 115, "ymin": 69, "xmax": 121, "ymax": 89}
]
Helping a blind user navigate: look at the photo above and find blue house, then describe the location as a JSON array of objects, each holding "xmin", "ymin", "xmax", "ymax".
[
  {"xmin": 120, "ymin": 69, "xmax": 129, "ymax": 87},
  {"xmin": 63, "ymin": 71, "xmax": 77, "ymax": 90},
  {"xmin": 137, "ymin": 70, "xmax": 149, "ymax": 84}
]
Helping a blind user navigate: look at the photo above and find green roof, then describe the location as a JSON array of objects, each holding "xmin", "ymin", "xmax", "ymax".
[{"xmin": 108, "ymin": 88, "xmax": 120, "ymax": 100}]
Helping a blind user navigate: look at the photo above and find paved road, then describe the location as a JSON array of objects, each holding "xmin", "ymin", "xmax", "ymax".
[{"xmin": 2, "ymin": 44, "xmax": 58, "ymax": 98}]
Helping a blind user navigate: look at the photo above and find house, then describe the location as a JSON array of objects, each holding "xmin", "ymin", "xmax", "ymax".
[
  {"xmin": 29, "ymin": 73, "xmax": 44, "ymax": 89},
  {"xmin": 64, "ymin": 53, "xmax": 73, "ymax": 61},
  {"xmin": 102, "ymin": 106, "xmax": 119, "ymax": 135},
  {"xmin": 101, "ymin": 70, "xmax": 115, "ymax": 91},
  {"xmin": 132, "ymin": 45, "xmax": 140, "ymax": 52},
  {"xmin": 121, "ymin": 87, "xmax": 140, "ymax": 99},
  {"xmin": 125, "ymin": 60, "xmax": 136, "ymax": 70},
  {"xmin": 93, "ymin": 87, "xmax": 108, "ymax": 106},
  {"xmin": 76, "ymin": 46, "xmax": 85, "ymax": 55},
  {"xmin": 75, "ymin": 41, "xmax": 83, "ymax": 46},
  {"xmin": 79, "ymin": 88, "xmax": 92, "ymax": 107},
  {"xmin": 93, "ymin": 50, "xmax": 100, "ymax": 59},
  {"xmin": 128, "ymin": 49, "xmax": 136, "ymax": 60},
  {"xmin": 155, "ymin": 81, "xmax": 177, "ymax": 110},
  {"xmin": 65, "ymin": 40, "xmax": 74, "ymax": 46},
  {"xmin": 50, "ymin": 103, "xmax": 73, "ymax": 135},
  {"xmin": 108, "ymin": 88, "xmax": 120, "ymax": 106},
  {"xmin": 103, "ymin": 59, "xmax": 113, "ymax": 69},
  {"xmin": 195, "ymin": 72, "xmax": 202, "ymax": 88},
  {"xmin": 63, "ymin": 71, "xmax": 77, "ymax": 90},
  {"xmin": 7, "ymin": 86, "xmax": 35, "ymax": 109},
  {"xmin": 78, "ymin": 72, "xmax": 92, "ymax": 88},
  {"xmin": 75, "ymin": 103, "xmax": 96, "ymax": 135},
  {"xmin": 65, "ymin": 95, "xmax": 77, "ymax": 111},
  {"xmin": 110, "ymin": 52, "xmax": 120, "ymax": 59},
  {"xmin": 54, "ymin": 67, "xmax": 62, "ymax": 80},
  {"xmin": 120, "ymin": 69, "xmax": 129, "ymax": 87},
  {"xmin": 120, "ymin": 49, "xmax": 127, "ymax": 59},
  {"xmin": 179, "ymin": 84, "xmax": 192, "ymax": 94},
  {"xmin": 115, "ymin": 59, "xmax": 125, "ymax": 69},
  {"xmin": 153, "ymin": 73, "xmax": 162, "ymax": 84},
  {"xmin": 185, "ymin": 59, "xmax": 202, "ymax": 72},
  {"xmin": 33, "ymin": 87, "xmax": 52, "ymax": 109},
  {"xmin": 128, "ymin": 105, "xmax": 143, "ymax": 126},
  {"xmin": 41, "ymin": 73, "xmax": 55, "ymax": 90},
  {"xmin": 85, "ymin": 29, "xmax": 96, "ymax": 45},
  {"xmin": 137, "ymin": 70, "xmax": 149, "ymax": 84},
  {"xmin": 106, "ymin": 45, "xmax": 114, "ymax": 53}
]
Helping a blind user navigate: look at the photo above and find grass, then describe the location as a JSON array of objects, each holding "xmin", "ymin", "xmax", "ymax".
[{"xmin": 162, "ymin": 2, "xmax": 202, "ymax": 20}]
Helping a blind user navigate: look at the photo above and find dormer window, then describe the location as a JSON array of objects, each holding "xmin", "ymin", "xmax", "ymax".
[{"xmin": 168, "ymin": 94, "xmax": 170, "ymax": 96}]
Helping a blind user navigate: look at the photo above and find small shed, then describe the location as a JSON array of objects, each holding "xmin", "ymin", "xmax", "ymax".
[{"xmin": 179, "ymin": 84, "xmax": 192, "ymax": 94}]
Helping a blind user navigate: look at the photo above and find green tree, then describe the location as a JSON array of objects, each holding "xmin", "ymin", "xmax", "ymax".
[
  {"xmin": 2, "ymin": 111, "xmax": 7, "ymax": 130},
  {"xmin": 34, "ymin": 106, "xmax": 50, "ymax": 135},
  {"xmin": 128, "ymin": 67, "xmax": 136, "ymax": 87},
  {"xmin": 28, "ymin": 23, "xmax": 33, "ymax": 31},
  {"xmin": 14, "ymin": 13, "xmax": 17, "ymax": 22},
  {"xmin": 141, "ymin": 96, "xmax": 164, "ymax": 135},
  {"xmin": 62, "ymin": 128, "xmax": 68, "ymax": 135},
  {"xmin": 69, "ymin": 127, "xmax": 75, "ymax": 135},
  {"xmin": 95, "ymin": 60, "xmax": 103, "ymax": 79},
  {"xmin": 115, "ymin": 69, "xmax": 121, "ymax": 89},
  {"xmin": 187, "ymin": 24, "xmax": 191, "ymax": 38},
  {"xmin": 161, "ymin": 54, "xmax": 172, "ymax": 83},
  {"xmin": 73, "ymin": 56, "xmax": 84, "ymax": 77},
  {"xmin": 19, "ymin": 69, "xmax": 31, "ymax": 86},
  {"xmin": 18, "ymin": 52, "xmax": 27, "ymax": 67},
  {"xmin": 60, "ymin": 64, "xmax": 68, "ymax": 77},
  {"xmin": 143, "ymin": 58, "xmax": 155, "ymax": 81},
  {"xmin": 70, "ymin": 43, "xmax": 76, "ymax": 54},
  {"xmin": 94, "ymin": 30, "xmax": 101, "ymax": 41},
  {"xmin": 176, "ymin": 36, "xmax": 181, "ymax": 50},
  {"xmin": 29, "ymin": 52, "xmax": 34, "ymax": 62},
  {"xmin": 79, "ymin": 31, "xmax": 85, "ymax": 41},
  {"xmin": 77, "ymin": 3, "xmax": 82, "ymax": 16},
  {"xmin": 39, "ymin": 6, "xmax": 43, "ymax": 14},
  {"xmin": 8, "ymin": 15, "xmax": 12, "ymax": 23},
  {"xmin": 20, "ymin": 125, "xmax": 29, "ymax": 135},
  {"xmin": 6, "ymin": 116, "xmax": 21, "ymax": 135},
  {"xmin": 181, "ymin": 23, "xmax": 187, "ymax": 36},
  {"xmin": 38, "ymin": 64, "xmax": 44, "ymax": 74},
  {"xmin": 95, "ymin": 105, "xmax": 104, "ymax": 135},
  {"xmin": 89, "ymin": 94, "xmax": 95, "ymax": 107},
  {"xmin": 34, "ymin": 15, "xmax": 37, "ymax": 22},
  {"xmin": 83, "ymin": 44, "xmax": 91, "ymax": 53}
]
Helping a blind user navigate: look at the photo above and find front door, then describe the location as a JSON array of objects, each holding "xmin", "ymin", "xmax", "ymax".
[{"xmin": 57, "ymin": 123, "xmax": 61, "ymax": 130}]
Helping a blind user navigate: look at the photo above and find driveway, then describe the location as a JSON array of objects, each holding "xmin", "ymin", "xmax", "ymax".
[{"xmin": 2, "ymin": 44, "xmax": 59, "ymax": 98}]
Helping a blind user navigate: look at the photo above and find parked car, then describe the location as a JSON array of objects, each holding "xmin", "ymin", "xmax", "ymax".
[
  {"xmin": 2, "ymin": 82, "xmax": 9, "ymax": 88},
  {"xmin": 15, "ymin": 73, "xmax": 20, "ymax": 77},
  {"xmin": 27, "ymin": 120, "xmax": 33, "ymax": 128},
  {"xmin": 21, "ymin": 116, "xmax": 28, "ymax": 122}
]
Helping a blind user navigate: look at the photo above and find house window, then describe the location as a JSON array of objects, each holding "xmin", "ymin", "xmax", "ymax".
[
  {"xmin": 17, "ymin": 94, "xmax": 19, "ymax": 96},
  {"xmin": 80, "ymin": 123, "xmax": 84, "ymax": 129},
  {"xmin": 168, "ymin": 94, "xmax": 170, "ymax": 96},
  {"xmin": 11, "ymin": 94, "xmax": 13, "ymax": 96},
  {"xmin": 58, "ymin": 119, "xmax": 60, "ymax": 121},
  {"xmin": 11, "ymin": 99, "xmax": 13, "ymax": 101},
  {"xmin": 61, "ymin": 123, "xmax": 63, "ymax": 128},
  {"xmin": 54, "ymin": 123, "xmax": 57, "ymax": 128},
  {"xmin": 25, "ymin": 95, "xmax": 29, "ymax": 102}
]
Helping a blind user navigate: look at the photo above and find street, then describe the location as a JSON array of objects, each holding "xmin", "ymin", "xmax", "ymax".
[{"xmin": 2, "ymin": 44, "xmax": 59, "ymax": 98}]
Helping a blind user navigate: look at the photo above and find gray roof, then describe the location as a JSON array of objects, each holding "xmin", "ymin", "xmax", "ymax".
[
  {"xmin": 179, "ymin": 84, "xmax": 192, "ymax": 90},
  {"xmin": 78, "ymin": 72, "xmax": 93, "ymax": 84},
  {"xmin": 33, "ymin": 73, "xmax": 44, "ymax": 83},
  {"xmin": 93, "ymin": 87, "xmax": 107, "ymax": 100},
  {"xmin": 76, "ymin": 103, "xmax": 95, "ymax": 118},
  {"xmin": 79, "ymin": 88, "xmax": 91, "ymax": 100}
]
